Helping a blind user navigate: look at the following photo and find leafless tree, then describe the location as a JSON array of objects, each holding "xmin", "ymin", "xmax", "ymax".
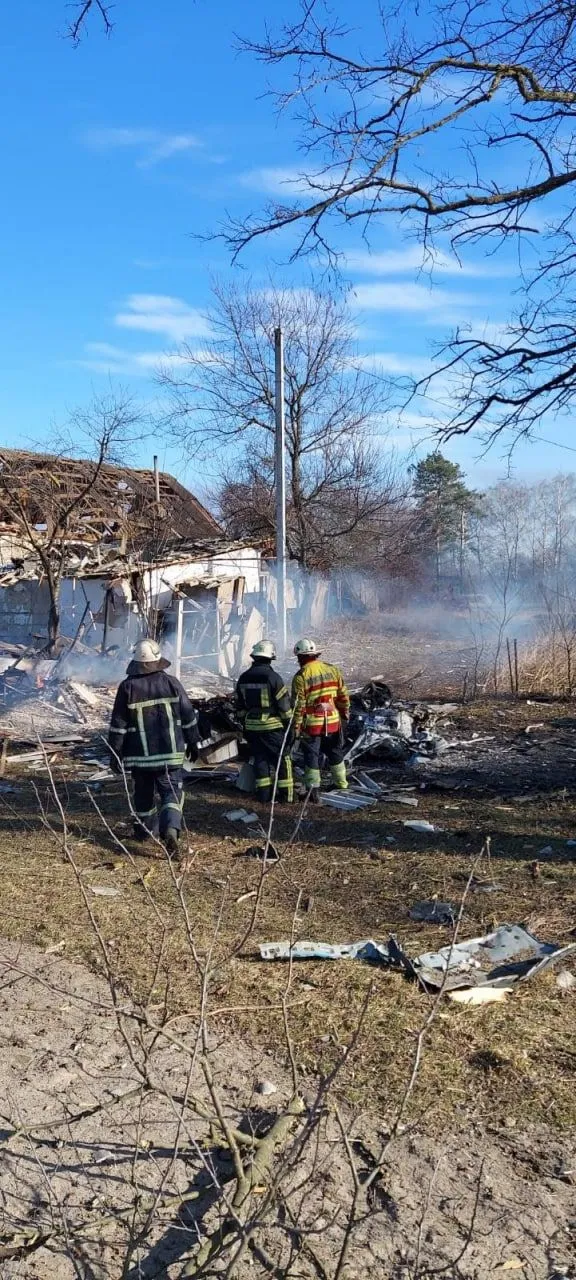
[
  {"xmin": 0, "ymin": 391, "xmax": 140, "ymax": 651},
  {"xmin": 160, "ymin": 281, "xmax": 393, "ymax": 568},
  {"xmin": 223, "ymin": 0, "xmax": 576, "ymax": 444},
  {"xmin": 217, "ymin": 439, "xmax": 411, "ymax": 571},
  {"xmin": 0, "ymin": 749, "xmax": 511, "ymax": 1279}
]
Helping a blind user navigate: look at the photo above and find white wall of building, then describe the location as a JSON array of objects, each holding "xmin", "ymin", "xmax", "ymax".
[{"xmin": 57, "ymin": 545, "xmax": 262, "ymax": 648}]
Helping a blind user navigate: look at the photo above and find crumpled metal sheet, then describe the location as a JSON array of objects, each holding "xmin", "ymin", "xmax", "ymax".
[
  {"xmin": 414, "ymin": 924, "xmax": 557, "ymax": 990},
  {"xmin": 318, "ymin": 791, "xmax": 376, "ymax": 810},
  {"xmin": 258, "ymin": 926, "xmax": 571, "ymax": 992},
  {"xmin": 259, "ymin": 939, "xmax": 391, "ymax": 963}
]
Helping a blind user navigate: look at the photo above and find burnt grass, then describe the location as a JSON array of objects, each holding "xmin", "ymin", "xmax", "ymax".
[{"xmin": 0, "ymin": 695, "xmax": 574, "ymax": 1136}]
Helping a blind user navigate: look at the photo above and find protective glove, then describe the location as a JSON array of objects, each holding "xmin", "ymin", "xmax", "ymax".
[
  {"xmin": 109, "ymin": 754, "xmax": 123, "ymax": 775},
  {"xmin": 186, "ymin": 741, "xmax": 199, "ymax": 763}
]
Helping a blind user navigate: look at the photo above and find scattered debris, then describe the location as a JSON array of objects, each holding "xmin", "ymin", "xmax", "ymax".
[
  {"xmin": 243, "ymin": 843, "xmax": 280, "ymax": 862},
  {"xmin": 224, "ymin": 808, "xmax": 262, "ymax": 826},
  {"xmin": 259, "ymin": 927, "xmax": 576, "ymax": 995},
  {"xmin": 319, "ymin": 791, "xmax": 375, "ymax": 810},
  {"xmin": 556, "ymin": 970, "xmax": 576, "ymax": 994},
  {"xmin": 88, "ymin": 885, "xmax": 123, "ymax": 898},
  {"xmin": 409, "ymin": 900, "xmax": 455, "ymax": 926},
  {"xmin": 255, "ymin": 1080, "xmax": 277, "ymax": 1097},
  {"xmin": 259, "ymin": 939, "xmax": 392, "ymax": 963},
  {"xmin": 351, "ymin": 770, "xmax": 384, "ymax": 795},
  {"xmin": 448, "ymin": 986, "xmax": 513, "ymax": 1006},
  {"xmin": 403, "ymin": 820, "xmax": 441, "ymax": 833},
  {"xmin": 68, "ymin": 681, "xmax": 100, "ymax": 709},
  {"xmin": 414, "ymin": 925, "xmax": 571, "ymax": 991},
  {"xmin": 236, "ymin": 889, "xmax": 258, "ymax": 904}
]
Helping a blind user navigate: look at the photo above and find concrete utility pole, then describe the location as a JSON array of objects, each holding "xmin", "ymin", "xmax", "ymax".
[{"xmin": 274, "ymin": 327, "xmax": 288, "ymax": 659}]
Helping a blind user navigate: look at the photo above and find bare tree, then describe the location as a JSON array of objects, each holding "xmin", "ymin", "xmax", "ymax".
[
  {"xmin": 217, "ymin": 437, "xmax": 409, "ymax": 571},
  {"xmin": 224, "ymin": 0, "xmax": 576, "ymax": 444},
  {"xmin": 160, "ymin": 281, "xmax": 391, "ymax": 568},
  {"xmin": 0, "ymin": 391, "xmax": 140, "ymax": 651}
]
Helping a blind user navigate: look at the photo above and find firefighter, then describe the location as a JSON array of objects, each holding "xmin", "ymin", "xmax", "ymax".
[
  {"xmin": 291, "ymin": 638, "xmax": 350, "ymax": 801},
  {"xmin": 108, "ymin": 638, "xmax": 200, "ymax": 855},
  {"xmin": 235, "ymin": 640, "xmax": 294, "ymax": 803}
]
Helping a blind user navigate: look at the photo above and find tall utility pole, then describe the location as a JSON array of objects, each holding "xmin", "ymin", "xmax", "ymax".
[{"xmin": 274, "ymin": 327, "xmax": 287, "ymax": 658}]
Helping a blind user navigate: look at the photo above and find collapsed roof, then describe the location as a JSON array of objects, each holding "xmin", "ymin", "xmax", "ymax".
[{"xmin": 0, "ymin": 448, "xmax": 222, "ymax": 545}]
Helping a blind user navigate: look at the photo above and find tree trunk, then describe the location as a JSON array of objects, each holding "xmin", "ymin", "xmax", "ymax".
[
  {"xmin": 459, "ymin": 508, "xmax": 466, "ymax": 587},
  {"xmin": 289, "ymin": 437, "xmax": 308, "ymax": 568}
]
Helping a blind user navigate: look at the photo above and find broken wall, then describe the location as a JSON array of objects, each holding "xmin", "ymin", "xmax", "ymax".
[{"xmin": 0, "ymin": 580, "xmax": 52, "ymax": 644}]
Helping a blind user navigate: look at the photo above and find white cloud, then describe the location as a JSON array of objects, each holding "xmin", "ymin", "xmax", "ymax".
[
  {"xmin": 347, "ymin": 246, "xmax": 509, "ymax": 278},
  {"xmin": 114, "ymin": 295, "xmax": 211, "ymax": 342},
  {"xmin": 82, "ymin": 127, "xmax": 201, "ymax": 166},
  {"xmin": 238, "ymin": 164, "xmax": 365, "ymax": 200},
  {"xmin": 353, "ymin": 281, "xmax": 479, "ymax": 319},
  {"xmin": 79, "ymin": 342, "xmax": 191, "ymax": 376},
  {"xmin": 238, "ymin": 166, "xmax": 320, "ymax": 197}
]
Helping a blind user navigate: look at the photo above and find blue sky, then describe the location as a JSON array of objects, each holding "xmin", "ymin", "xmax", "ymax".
[{"xmin": 2, "ymin": 0, "xmax": 576, "ymax": 497}]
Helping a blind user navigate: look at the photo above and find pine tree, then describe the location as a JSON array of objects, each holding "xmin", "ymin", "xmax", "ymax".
[{"xmin": 411, "ymin": 452, "xmax": 482, "ymax": 586}]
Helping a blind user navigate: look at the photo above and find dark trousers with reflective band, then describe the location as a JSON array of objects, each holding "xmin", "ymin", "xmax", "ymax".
[
  {"xmin": 301, "ymin": 733, "xmax": 348, "ymax": 791},
  {"xmin": 245, "ymin": 729, "xmax": 293, "ymax": 803},
  {"xmin": 132, "ymin": 766, "xmax": 184, "ymax": 836}
]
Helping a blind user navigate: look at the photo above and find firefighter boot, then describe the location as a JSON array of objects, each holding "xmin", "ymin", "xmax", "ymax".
[
  {"xmin": 164, "ymin": 827, "xmax": 180, "ymax": 857},
  {"xmin": 330, "ymin": 762, "xmax": 348, "ymax": 791}
]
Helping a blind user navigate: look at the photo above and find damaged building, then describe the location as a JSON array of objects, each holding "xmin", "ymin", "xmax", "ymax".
[{"xmin": 0, "ymin": 449, "xmax": 264, "ymax": 676}]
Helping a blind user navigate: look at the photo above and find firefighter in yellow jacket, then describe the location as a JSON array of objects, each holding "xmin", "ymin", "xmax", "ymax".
[{"xmin": 291, "ymin": 638, "xmax": 350, "ymax": 800}]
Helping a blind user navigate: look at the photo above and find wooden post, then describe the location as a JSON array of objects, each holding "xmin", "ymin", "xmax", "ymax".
[
  {"xmin": 101, "ymin": 589, "xmax": 111, "ymax": 654},
  {"xmin": 215, "ymin": 596, "xmax": 221, "ymax": 653},
  {"xmin": 513, "ymin": 638, "xmax": 519, "ymax": 696},
  {"xmin": 506, "ymin": 638, "xmax": 515, "ymax": 694},
  {"xmin": 462, "ymin": 669, "xmax": 469, "ymax": 704},
  {"xmin": 174, "ymin": 595, "xmax": 184, "ymax": 680}
]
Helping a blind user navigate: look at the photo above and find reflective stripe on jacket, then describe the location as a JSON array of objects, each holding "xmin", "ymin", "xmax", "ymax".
[
  {"xmin": 291, "ymin": 660, "xmax": 350, "ymax": 737},
  {"xmin": 235, "ymin": 660, "xmax": 292, "ymax": 733},
  {"xmin": 108, "ymin": 662, "xmax": 199, "ymax": 769}
]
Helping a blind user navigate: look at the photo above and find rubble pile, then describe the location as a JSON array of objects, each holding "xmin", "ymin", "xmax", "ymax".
[
  {"xmin": 0, "ymin": 641, "xmax": 246, "ymax": 773},
  {"xmin": 345, "ymin": 678, "xmax": 458, "ymax": 765}
]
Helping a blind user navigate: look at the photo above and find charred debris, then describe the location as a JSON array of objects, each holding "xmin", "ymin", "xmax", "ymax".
[{"xmin": 0, "ymin": 648, "xmax": 475, "ymax": 785}]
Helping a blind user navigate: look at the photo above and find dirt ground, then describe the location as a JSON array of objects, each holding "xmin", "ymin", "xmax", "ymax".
[
  {"xmin": 0, "ymin": 616, "xmax": 575, "ymax": 1277},
  {"xmin": 0, "ymin": 939, "xmax": 574, "ymax": 1279}
]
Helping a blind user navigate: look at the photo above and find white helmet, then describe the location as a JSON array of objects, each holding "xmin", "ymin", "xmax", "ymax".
[
  {"xmin": 294, "ymin": 637, "xmax": 321, "ymax": 657},
  {"xmin": 134, "ymin": 638, "xmax": 164, "ymax": 664},
  {"xmin": 251, "ymin": 640, "xmax": 276, "ymax": 660}
]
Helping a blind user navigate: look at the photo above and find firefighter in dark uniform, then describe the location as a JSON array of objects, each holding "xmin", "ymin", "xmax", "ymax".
[
  {"xmin": 108, "ymin": 638, "xmax": 200, "ymax": 855},
  {"xmin": 291, "ymin": 637, "xmax": 350, "ymax": 801},
  {"xmin": 235, "ymin": 640, "xmax": 294, "ymax": 803}
]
